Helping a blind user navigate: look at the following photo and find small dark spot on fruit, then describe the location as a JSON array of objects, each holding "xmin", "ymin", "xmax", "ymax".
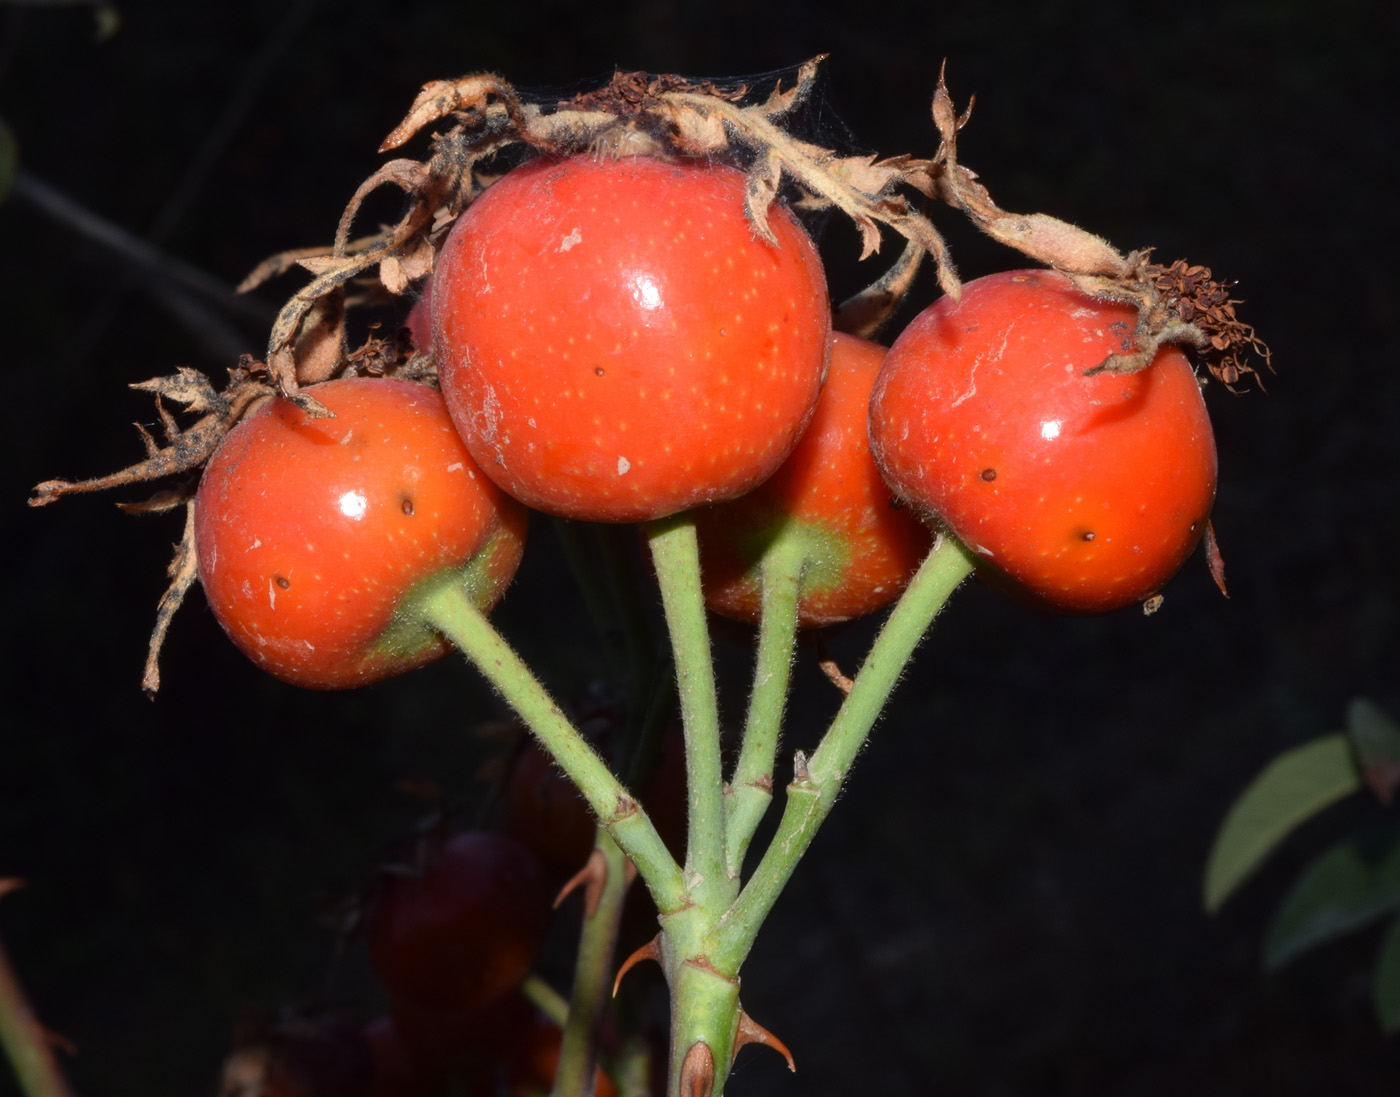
[
  {"xmin": 275, "ymin": 576, "xmax": 291, "ymax": 589},
  {"xmin": 1109, "ymin": 321, "xmax": 1131, "ymax": 336},
  {"xmin": 980, "ymin": 468, "xmax": 997, "ymax": 482},
  {"xmin": 1080, "ymin": 531, "xmax": 1095, "ymax": 542},
  {"xmin": 594, "ymin": 367, "xmax": 605, "ymax": 377},
  {"xmin": 401, "ymin": 496, "xmax": 415, "ymax": 516}
]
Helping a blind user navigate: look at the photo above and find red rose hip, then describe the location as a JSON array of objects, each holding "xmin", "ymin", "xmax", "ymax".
[
  {"xmin": 869, "ymin": 269, "xmax": 1217, "ymax": 613},
  {"xmin": 695, "ymin": 333, "xmax": 933, "ymax": 626},
  {"xmin": 432, "ymin": 154, "xmax": 831, "ymax": 522},
  {"xmin": 195, "ymin": 377, "xmax": 527, "ymax": 688}
]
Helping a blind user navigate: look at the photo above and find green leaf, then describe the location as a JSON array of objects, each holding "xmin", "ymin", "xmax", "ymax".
[
  {"xmin": 1373, "ymin": 916, "xmax": 1400, "ymax": 1032},
  {"xmin": 1204, "ymin": 734, "xmax": 1362, "ymax": 912},
  {"xmin": 1347, "ymin": 698, "xmax": 1400, "ymax": 804},
  {"xmin": 1264, "ymin": 832, "xmax": 1400, "ymax": 969}
]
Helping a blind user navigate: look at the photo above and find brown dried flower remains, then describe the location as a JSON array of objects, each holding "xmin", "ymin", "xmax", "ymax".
[
  {"xmin": 30, "ymin": 58, "xmax": 1270, "ymax": 690},
  {"xmin": 1148, "ymin": 259, "xmax": 1273, "ymax": 392}
]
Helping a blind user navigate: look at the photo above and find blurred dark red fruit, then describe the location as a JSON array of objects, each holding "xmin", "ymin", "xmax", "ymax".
[{"xmin": 368, "ymin": 832, "xmax": 550, "ymax": 1013}]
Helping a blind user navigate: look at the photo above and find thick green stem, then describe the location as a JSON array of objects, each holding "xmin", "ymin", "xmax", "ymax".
[
  {"xmin": 659, "ymin": 904, "xmax": 742, "ymax": 1097},
  {"xmin": 707, "ymin": 536, "xmax": 976, "ymax": 972},
  {"xmin": 418, "ymin": 581, "xmax": 686, "ymax": 912},
  {"xmin": 552, "ymin": 833, "xmax": 631, "ymax": 1097},
  {"xmin": 645, "ymin": 516, "xmax": 727, "ymax": 900},
  {"xmin": 724, "ymin": 530, "xmax": 806, "ymax": 879}
]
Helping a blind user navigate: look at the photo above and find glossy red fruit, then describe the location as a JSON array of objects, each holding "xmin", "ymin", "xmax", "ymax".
[
  {"xmin": 433, "ymin": 154, "xmax": 831, "ymax": 522},
  {"xmin": 195, "ymin": 377, "xmax": 527, "ymax": 689},
  {"xmin": 869, "ymin": 268, "xmax": 1217, "ymax": 613},
  {"xmin": 694, "ymin": 332, "xmax": 933, "ymax": 626},
  {"xmin": 368, "ymin": 832, "xmax": 550, "ymax": 1015}
]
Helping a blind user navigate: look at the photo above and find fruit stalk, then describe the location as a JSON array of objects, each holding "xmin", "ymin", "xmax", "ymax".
[
  {"xmin": 723, "ymin": 529, "xmax": 806, "ymax": 878},
  {"xmin": 419, "ymin": 583, "xmax": 686, "ymax": 912},
  {"xmin": 708, "ymin": 535, "xmax": 977, "ymax": 972},
  {"xmin": 645, "ymin": 516, "xmax": 728, "ymax": 903}
]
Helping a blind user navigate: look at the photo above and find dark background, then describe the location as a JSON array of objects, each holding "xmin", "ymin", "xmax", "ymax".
[{"xmin": 3, "ymin": 2, "xmax": 1398, "ymax": 1094}]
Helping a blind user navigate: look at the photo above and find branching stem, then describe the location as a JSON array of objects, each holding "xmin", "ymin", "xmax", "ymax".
[
  {"xmin": 708, "ymin": 536, "xmax": 976, "ymax": 972},
  {"xmin": 418, "ymin": 583, "xmax": 686, "ymax": 912}
]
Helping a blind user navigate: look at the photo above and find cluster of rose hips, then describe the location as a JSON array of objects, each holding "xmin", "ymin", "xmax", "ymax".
[{"xmin": 34, "ymin": 62, "xmax": 1259, "ymax": 1097}]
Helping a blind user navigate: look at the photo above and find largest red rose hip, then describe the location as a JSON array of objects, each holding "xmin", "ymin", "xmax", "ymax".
[
  {"xmin": 432, "ymin": 155, "xmax": 831, "ymax": 522},
  {"xmin": 869, "ymin": 269, "xmax": 1217, "ymax": 614}
]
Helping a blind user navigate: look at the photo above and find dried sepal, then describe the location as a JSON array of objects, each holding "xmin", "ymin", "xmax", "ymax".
[
  {"xmin": 661, "ymin": 79, "xmax": 957, "ymax": 288},
  {"xmin": 141, "ymin": 496, "xmax": 200, "ymax": 696},
  {"xmin": 237, "ymin": 233, "xmax": 390, "ymax": 293},
  {"xmin": 929, "ymin": 67, "xmax": 1127, "ymax": 280},
  {"xmin": 30, "ymin": 366, "xmax": 272, "ymax": 507},
  {"xmin": 116, "ymin": 486, "xmax": 194, "ymax": 516},
  {"xmin": 927, "ymin": 69, "xmax": 1269, "ymax": 381},
  {"xmin": 752, "ymin": 55, "xmax": 822, "ymax": 121},
  {"xmin": 332, "ymin": 158, "xmax": 432, "ymax": 256},
  {"xmin": 293, "ymin": 289, "xmax": 347, "ymax": 386},
  {"xmin": 379, "ymin": 73, "xmax": 527, "ymax": 153},
  {"xmin": 744, "ymin": 149, "xmax": 783, "ymax": 245},
  {"xmin": 833, "ymin": 237, "xmax": 926, "ymax": 339}
]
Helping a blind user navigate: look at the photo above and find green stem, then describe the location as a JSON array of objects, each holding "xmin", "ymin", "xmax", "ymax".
[
  {"xmin": 552, "ymin": 832, "xmax": 631, "ymax": 1097},
  {"xmin": 708, "ymin": 535, "xmax": 976, "ymax": 972},
  {"xmin": 723, "ymin": 529, "xmax": 806, "ymax": 879},
  {"xmin": 0, "ymin": 925, "xmax": 76, "ymax": 1097},
  {"xmin": 418, "ymin": 581, "xmax": 686, "ymax": 912},
  {"xmin": 520, "ymin": 973, "xmax": 571, "ymax": 1027},
  {"xmin": 644, "ymin": 515, "xmax": 726, "ymax": 899}
]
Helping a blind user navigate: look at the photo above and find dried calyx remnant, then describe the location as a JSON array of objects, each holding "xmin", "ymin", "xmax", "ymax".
[{"xmin": 28, "ymin": 58, "xmax": 1270, "ymax": 691}]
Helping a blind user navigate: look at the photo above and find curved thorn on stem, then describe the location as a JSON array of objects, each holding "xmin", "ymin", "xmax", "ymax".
[
  {"xmin": 612, "ymin": 934, "xmax": 663, "ymax": 997},
  {"xmin": 735, "ymin": 1010, "xmax": 796, "ymax": 1072}
]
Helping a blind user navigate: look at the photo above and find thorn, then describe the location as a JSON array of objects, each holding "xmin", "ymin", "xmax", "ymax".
[
  {"xmin": 735, "ymin": 1010, "xmax": 796, "ymax": 1072},
  {"xmin": 612, "ymin": 934, "xmax": 663, "ymax": 997},
  {"xmin": 679, "ymin": 1041, "xmax": 715, "ymax": 1097},
  {"xmin": 553, "ymin": 848, "xmax": 608, "ymax": 919}
]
